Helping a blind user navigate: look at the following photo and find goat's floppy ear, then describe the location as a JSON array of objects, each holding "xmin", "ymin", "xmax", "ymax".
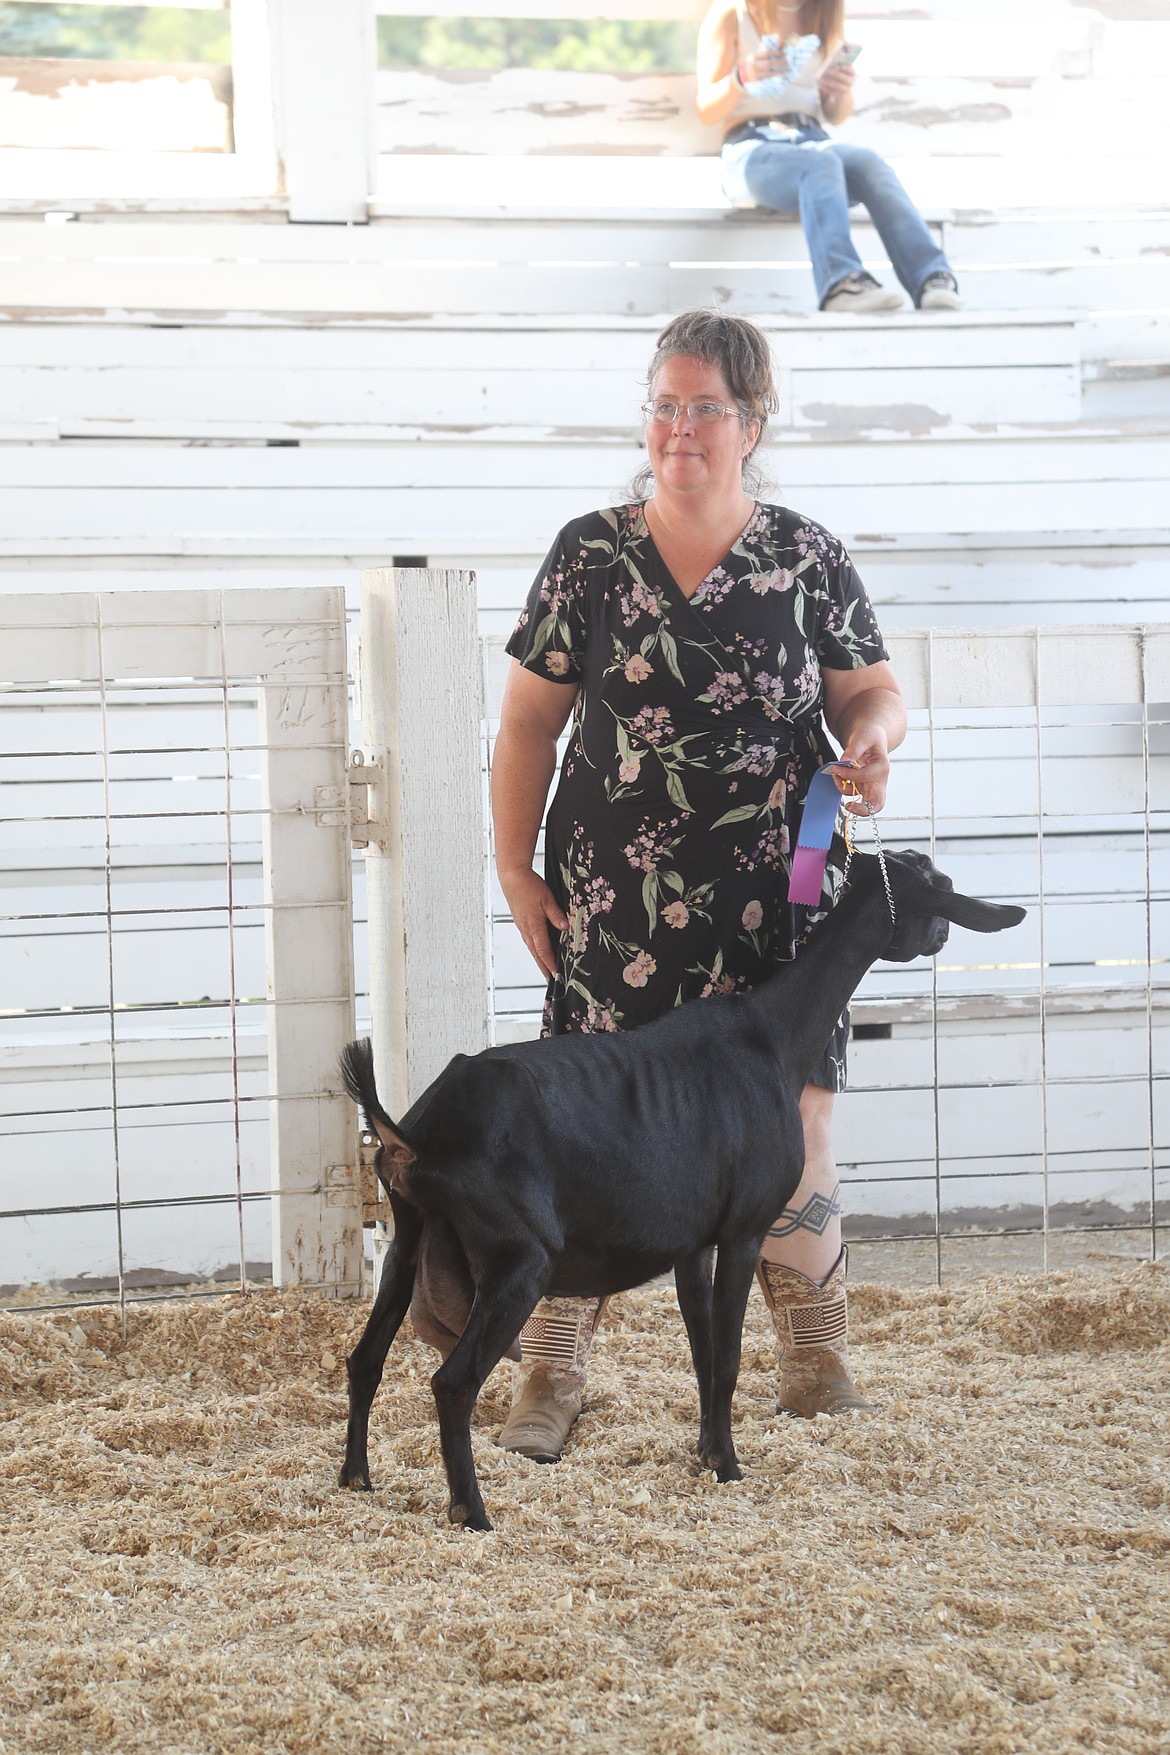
[{"xmin": 931, "ymin": 892, "xmax": 1027, "ymax": 934}]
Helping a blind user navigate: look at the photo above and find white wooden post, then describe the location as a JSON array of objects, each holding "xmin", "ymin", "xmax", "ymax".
[
  {"xmin": 264, "ymin": 0, "xmax": 376, "ymax": 222},
  {"xmin": 228, "ymin": 0, "xmax": 281, "ymax": 195},
  {"xmin": 261, "ymin": 588, "xmax": 362, "ymax": 1291},
  {"xmin": 359, "ymin": 568, "xmax": 490, "ymax": 1278}
]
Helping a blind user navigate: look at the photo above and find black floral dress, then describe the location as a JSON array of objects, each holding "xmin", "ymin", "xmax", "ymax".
[{"xmin": 505, "ymin": 501, "xmax": 890, "ymax": 1090}]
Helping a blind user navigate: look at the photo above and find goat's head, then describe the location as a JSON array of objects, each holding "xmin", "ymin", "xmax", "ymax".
[{"xmin": 873, "ymin": 849, "xmax": 1027, "ymax": 963}]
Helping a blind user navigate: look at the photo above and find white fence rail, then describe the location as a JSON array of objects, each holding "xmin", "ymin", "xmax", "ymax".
[
  {"xmin": 0, "ymin": 586, "xmax": 361, "ymax": 1306},
  {"xmin": 3, "ymin": 604, "xmax": 1166, "ymax": 1305},
  {"xmin": 0, "ymin": 570, "xmax": 490, "ymax": 1313},
  {"xmin": 486, "ymin": 623, "xmax": 1169, "ymax": 1272}
]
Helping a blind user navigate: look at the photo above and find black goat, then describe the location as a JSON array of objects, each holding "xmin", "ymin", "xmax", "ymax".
[{"xmin": 338, "ymin": 849, "xmax": 1024, "ymax": 1530}]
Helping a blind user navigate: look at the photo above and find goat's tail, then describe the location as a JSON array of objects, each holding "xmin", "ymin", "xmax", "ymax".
[{"xmin": 339, "ymin": 1037, "xmax": 394, "ymax": 1132}]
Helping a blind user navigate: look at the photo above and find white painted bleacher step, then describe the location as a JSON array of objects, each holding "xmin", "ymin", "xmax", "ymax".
[
  {"xmin": 0, "ymin": 311, "xmax": 1085, "ymax": 442},
  {"xmin": 3, "ymin": 428, "xmax": 1164, "ymax": 551},
  {"xmin": 2, "ymin": 210, "xmax": 1168, "ymax": 324}
]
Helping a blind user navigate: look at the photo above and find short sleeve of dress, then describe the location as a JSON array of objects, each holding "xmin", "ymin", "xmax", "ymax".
[
  {"xmin": 505, "ymin": 525, "xmax": 591, "ymax": 685},
  {"xmin": 814, "ymin": 533, "xmax": 890, "ymax": 672}
]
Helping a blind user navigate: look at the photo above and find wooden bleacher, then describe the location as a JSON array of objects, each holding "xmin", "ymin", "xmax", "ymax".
[{"xmin": 1, "ymin": 0, "xmax": 1167, "ymax": 638}]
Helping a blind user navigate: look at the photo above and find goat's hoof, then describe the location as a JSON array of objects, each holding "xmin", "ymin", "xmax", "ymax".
[
  {"xmin": 338, "ymin": 1464, "xmax": 373, "ymax": 1492},
  {"xmin": 448, "ymin": 1501, "xmax": 492, "ymax": 1533},
  {"xmin": 697, "ymin": 1443, "xmax": 742, "ymax": 1482}
]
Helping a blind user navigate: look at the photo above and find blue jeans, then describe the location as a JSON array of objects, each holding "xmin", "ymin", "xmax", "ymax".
[{"xmin": 720, "ymin": 122, "xmax": 954, "ymax": 308}]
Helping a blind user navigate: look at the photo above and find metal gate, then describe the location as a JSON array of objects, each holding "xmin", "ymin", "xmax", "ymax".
[{"xmin": 1, "ymin": 588, "xmax": 360, "ymax": 1311}]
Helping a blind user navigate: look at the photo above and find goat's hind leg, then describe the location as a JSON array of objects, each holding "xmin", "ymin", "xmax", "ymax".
[
  {"xmin": 339, "ymin": 1198, "xmax": 423, "ymax": 1492},
  {"xmin": 674, "ymin": 1248, "xmax": 716, "ymax": 1450},
  {"xmin": 431, "ymin": 1250, "xmax": 550, "ymax": 1533},
  {"xmin": 697, "ymin": 1237, "xmax": 759, "ymax": 1483}
]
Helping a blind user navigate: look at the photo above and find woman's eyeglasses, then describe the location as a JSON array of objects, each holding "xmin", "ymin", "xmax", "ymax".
[{"xmin": 641, "ymin": 400, "xmax": 744, "ymax": 427}]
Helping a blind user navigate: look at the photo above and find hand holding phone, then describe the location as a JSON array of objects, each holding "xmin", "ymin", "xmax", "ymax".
[
  {"xmin": 828, "ymin": 42, "xmax": 862, "ymax": 70},
  {"xmin": 818, "ymin": 40, "xmax": 859, "ymax": 108}
]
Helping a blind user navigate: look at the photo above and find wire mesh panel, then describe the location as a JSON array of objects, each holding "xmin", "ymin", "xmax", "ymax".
[
  {"xmin": 0, "ymin": 588, "xmax": 359, "ymax": 1314},
  {"xmin": 483, "ymin": 624, "xmax": 1169, "ymax": 1283},
  {"xmin": 834, "ymin": 627, "xmax": 1168, "ymax": 1280}
]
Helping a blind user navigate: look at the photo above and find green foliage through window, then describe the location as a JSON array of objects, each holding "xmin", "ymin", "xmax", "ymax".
[
  {"xmin": 377, "ymin": 17, "xmax": 693, "ymax": 75},
  {"xmin": 0, "ymin": 3, "xmax": 231, "ymax": 64}
]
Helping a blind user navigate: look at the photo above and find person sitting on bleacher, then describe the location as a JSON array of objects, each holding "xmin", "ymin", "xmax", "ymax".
[{"xmin": 696, "ymin": 0, "xmax": 961, "ymax": 314}]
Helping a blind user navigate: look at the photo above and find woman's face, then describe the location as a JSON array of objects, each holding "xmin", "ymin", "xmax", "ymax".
[{"xmin": 645, "ymin": 355, "xmax": 760, "ymax": 501}]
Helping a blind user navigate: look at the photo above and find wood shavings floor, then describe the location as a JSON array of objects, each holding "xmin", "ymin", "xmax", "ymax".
[{"xmin": 1, "ymin": 1265, "xmax": 1167, "ymax": 1754}]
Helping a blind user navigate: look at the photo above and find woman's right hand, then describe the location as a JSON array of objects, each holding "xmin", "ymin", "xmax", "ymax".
[
  {"xmin": 735, "ymin": 43, "xmax": 790, "ymax": 87},
  {"xmin": 501, "ymin": 866, "xmax": 569, "ymax": 979}
]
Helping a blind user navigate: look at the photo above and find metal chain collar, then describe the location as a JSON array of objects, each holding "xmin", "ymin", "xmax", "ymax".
[{"xmin": 840, "ymin": 796, "xmax": 897, "ymax": 928}]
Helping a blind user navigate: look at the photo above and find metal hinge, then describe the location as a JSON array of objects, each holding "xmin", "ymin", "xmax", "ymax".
[
  {"xmin": 347, "ymin": 750, "xmax": 383, "ymax": 848},
  {"xmin": 359, "ymin": 1130, "xmax": 389, "ymax": 1227}
]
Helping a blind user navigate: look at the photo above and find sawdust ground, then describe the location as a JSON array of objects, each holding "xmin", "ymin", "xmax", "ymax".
[{"xmin": 1, "ymin": 1265, "xmax": 1167, "ymax": 1755}]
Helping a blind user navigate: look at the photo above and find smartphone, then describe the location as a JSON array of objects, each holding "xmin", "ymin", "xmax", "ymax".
[{"xmin": 829, "ymin": 42, "xmax": 862, "ymax": 67}]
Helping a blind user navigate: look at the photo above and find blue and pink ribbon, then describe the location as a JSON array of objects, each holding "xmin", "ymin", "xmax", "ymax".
[{"xmin": 787, "ymin": 761, "xmax": 857, "ymax": 905}]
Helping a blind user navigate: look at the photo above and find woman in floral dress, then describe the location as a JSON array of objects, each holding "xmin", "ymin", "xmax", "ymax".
[{"xmin": 492, "ymin": 310, "xmax": 906, "ymax": 1460}]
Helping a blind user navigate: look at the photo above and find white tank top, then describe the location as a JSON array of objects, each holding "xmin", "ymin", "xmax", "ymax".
[{"xmin": 725, "ymin": 2, "xmax": 828, "ymax": 128}]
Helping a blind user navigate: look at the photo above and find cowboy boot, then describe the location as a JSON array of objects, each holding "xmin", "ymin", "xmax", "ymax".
[
  {"xmin": 756, "ymin": 1246, "xmax": 872, "ymax": 1417},
  {"xmin": 496, "ymin": 1295, "xmax": 606, "ymax": 1462}
]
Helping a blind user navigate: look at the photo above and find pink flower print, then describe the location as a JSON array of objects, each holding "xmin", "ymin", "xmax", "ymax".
[
  {"xmin": 545, "ymin": 650, "xmax": 571, "ymax": 677},
  {"xmin": 793, "ymin": 524, "xmax": 831, "ymax": 560},
  {"xmin": 584, "ymin": 1001, "xmax": 618, "ymax": 1034},
  {"xmin": 700, "ymin": 972, "xmax": 743, "ymax": 998},
  {"xmin": 737, "ymin": 826, "xmax": 791, "ymax": 873},
  {"xmin": 741, "ymin": 900, "xmax": 763, "ymax": 931},
  {"xmin": 752, "ymin": 670, "xmax": 797, "ymax": 718},
  {"xmin": 767, "ymin": 778, "xmax": 787, "ymax": 811},
  {"xmin": 747, "ymin": 567, "xmax": 793, "ymax": 596},
  {"xmin": 618, "ymin": 756, "xmax": 642, "ymax": 784},
  {"xmin": 663, "ymin": 901, "xmax": 690, "ymax": 930},
  {"xmin": 619, "ymin": 580, "xmax": 662, "ymax": 629},
  {"xmin": 628, "ymin": 705, "xmax": 673, "ymax": 746},
  {"xmin": 791, "ymin": 654, "xmax": 821, "ymax": 713},
  {"xmin": 568, "ymin": 873, "xmax": 616, "ymax": 944},
  {"xmin": 735, "ymin": 742, "xmax": 778, "ymax": 777},
  {"xmin": 624, "ymin": 654, "xmax": 653, "ymax": 684},
  {"xmin": 704, "ymin": 671, "xmax": 749, "ymax": 714},
  {"xmin": 591, "ymin": 879, "xmax": 616, "ymax": 916},
  {"xmin": 693, "ymin": 567, "xmax": 733, "ymax": 607},
  {"xmin": 539, "ymin": 566, "xmax": 575, "ymax": 614},
  {"xmin": 623, "ymin": 821, "xmax": 675, "ymax": 874},
  {"xmin": 623, "ymin": 951, "xmax": 657, "ymax": 988}
]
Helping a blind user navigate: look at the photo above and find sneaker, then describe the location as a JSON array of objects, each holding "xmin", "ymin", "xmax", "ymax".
[
  {"xmin": 821, "ymin": 272, "xmax": 905, "ymax": 314},
  {"xmin": 918, "ymin": 272, "xmax": 961, "ymax": 310}
]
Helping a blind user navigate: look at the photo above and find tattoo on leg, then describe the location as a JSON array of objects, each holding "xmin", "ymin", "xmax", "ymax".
[{"xmin": 767, "ymin": 1185, "xmax": 842, "ymax": 1240}]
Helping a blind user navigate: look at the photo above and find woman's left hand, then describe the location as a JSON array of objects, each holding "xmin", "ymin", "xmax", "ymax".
[
  {"xmin": 817, "ymin": 59, "xmax": 855, "ymax": 112},
  {"xmin": 821, "ymin": 667, "xmax": 905, "ymax": 814},
  {"xmin": 832, "ymin": 726, "xmax": 890, "ymax": 815}
]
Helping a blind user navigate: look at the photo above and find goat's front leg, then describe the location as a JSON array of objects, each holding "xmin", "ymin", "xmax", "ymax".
[
  {"xmin": 697, "ymin": 1237, "xmax": 759, "ymax": 1483},
  {"xmin": 431, "ymin": 1249, "xmax": 550, "ymax": 1532},
  {"xmin": 674, "ymin": 1248, "xmax": 715, "ymax": 1436},
  {"xmin": 339, "ymin": 1199, "xmax": 423, "ymax": 1492}
]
